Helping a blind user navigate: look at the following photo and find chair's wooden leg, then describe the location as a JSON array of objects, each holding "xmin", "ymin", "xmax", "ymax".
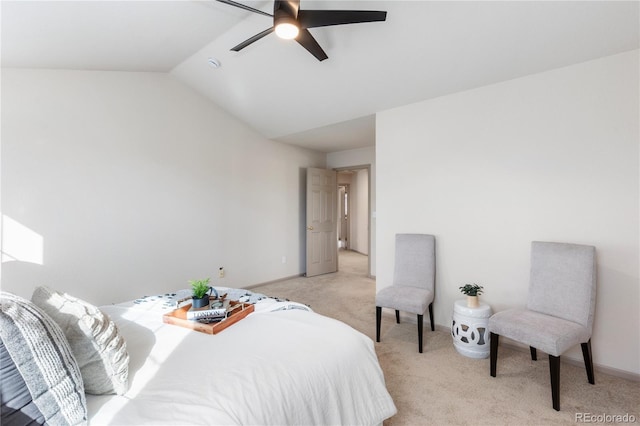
[
  {"xmin": 417, "ymin": 314, "xmax": 424, "ymax": 353},
  {"xmin": 395, "ymin": 310, "xmax": 400, "ymax": 324},
  {"xmin": 581, "ymin": 340, "xmax": 595, "ymax": 385},
  {"xmin": 428, "ymin": 303, "xmax": 434, "ymax": 331},
  {"xmin": 490, "ymin": 333, "xmax": 499, "ymax": 377},
  {"xmin": 530, "ymin": 346, "xmax": 537, "ymax": 361},
  {"xmin": 549, "ymin": 355, "xmax": 561, "ymax": 411},
  {"xmin": 376, "ymin": 307, "xmax": 382, "ymax": 342}
]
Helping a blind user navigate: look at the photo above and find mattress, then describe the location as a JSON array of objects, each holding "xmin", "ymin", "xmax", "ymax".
[{"xmin": 86, "ymin": 290, "xmax": 397, "ymax": 425}]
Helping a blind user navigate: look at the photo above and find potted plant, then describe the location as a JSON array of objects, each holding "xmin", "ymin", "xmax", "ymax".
[
  {"xmin": 189, "ymin": 278, "xmax": 212, "ymax": 308},
  {"xmin": 459, "ymin": 284, "xmax": 484, "ymax": 308}
]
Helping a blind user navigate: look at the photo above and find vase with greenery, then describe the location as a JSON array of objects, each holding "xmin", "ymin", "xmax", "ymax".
[
  {"xmin": 190, "ymin": 278, "xmax": 212, "ymax": 308},
  {"xmin": 459, "ymin": 284, "xmax": 484, "ymax": 308}
]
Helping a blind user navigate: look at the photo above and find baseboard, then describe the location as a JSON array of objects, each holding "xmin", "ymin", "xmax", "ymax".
[
  {"xmin": 413, "ymin": 320, "xmax": 640, "ymax": 382},
  {"xmin": 245, "ymin": 274, "xmax": 305, "ymax": 290},
  {"xmin": 434, "ymin": 324, "xmax": 451, "ymax": 333},
  {"xmin": 498, "ymin": 340, "xmax": 640, "ymax": 382},
  {"xmin": 346, "ymin": 249, "xmax": 368, "ymax": 256}
]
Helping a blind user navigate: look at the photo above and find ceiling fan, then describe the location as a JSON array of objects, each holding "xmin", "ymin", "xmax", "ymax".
[{"xmin": 216, "ymin": 0, "xmax": 387, "ymax": 61}]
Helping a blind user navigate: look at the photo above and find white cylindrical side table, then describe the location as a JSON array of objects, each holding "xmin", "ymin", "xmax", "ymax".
[{"xmin": 451, "ymin": 299, "xmax": 492, "ymax": 359}]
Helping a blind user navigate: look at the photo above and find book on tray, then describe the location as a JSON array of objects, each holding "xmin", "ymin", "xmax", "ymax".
[{"xmin": 187, "ymin": 299, "xmax": 229, "ymax": 321}]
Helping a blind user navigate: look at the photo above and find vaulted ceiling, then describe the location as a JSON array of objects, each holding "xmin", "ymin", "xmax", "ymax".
[{"xmin": 2, "ymin": 1, "xmax": 638, "ymax": 152}]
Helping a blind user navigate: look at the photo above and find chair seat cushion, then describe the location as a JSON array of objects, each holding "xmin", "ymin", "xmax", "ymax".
[
  {"xmin": 488, "ymin": 308, "xmax": 590, "ymax": 357},
  {"xmin": 376, "ymin": 286, "xmax": 433, "ymax": 315}
]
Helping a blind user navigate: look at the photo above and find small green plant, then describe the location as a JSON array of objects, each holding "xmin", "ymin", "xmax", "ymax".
[
  {"xmin": 189, "ymin": 278, "xmax": 211, "ymax": 299},
  {"xmin": 459, "ymin": 284, "xmax": 484, "ymax": 296}
]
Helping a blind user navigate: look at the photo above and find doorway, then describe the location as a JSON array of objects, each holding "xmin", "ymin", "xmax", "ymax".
[
  {"xmin": 336, "ymin": 166, "xmax": 370, "ymax": 277},
  {"xmin": 338, "ymin": 184, "xmax": 349, "ymax": 250}
]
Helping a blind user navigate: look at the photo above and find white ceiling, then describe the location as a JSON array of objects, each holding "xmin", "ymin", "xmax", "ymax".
[{"xmin": 2, "ymin": 1, "xmax": 639, "ymax": 153}]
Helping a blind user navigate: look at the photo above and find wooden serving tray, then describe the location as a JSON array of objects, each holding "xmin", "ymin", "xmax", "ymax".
[{"xmin": 162, "ymin": 301, "xmax": 254, "ymax": 335}]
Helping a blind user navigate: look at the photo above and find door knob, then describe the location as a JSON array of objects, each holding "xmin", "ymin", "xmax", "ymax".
[{"xmin": 307, "ymin": 226, "xmax": 314, "ymax": 230}]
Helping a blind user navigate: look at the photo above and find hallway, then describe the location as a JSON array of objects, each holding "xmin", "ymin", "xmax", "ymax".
[{"xmin": 338, "ymin": 249, "xmax": 368, "ymax": 277}]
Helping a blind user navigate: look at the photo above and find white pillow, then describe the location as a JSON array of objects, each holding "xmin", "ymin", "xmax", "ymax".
[
  {"xmin": 0, "ymin": 291, "xmax": 87, "ymax": 425},
  {"xmin": 32, "ymin": 286, "xmax": 129, "ymax": 395}
]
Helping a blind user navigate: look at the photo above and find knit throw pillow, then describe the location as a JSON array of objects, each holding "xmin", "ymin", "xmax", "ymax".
[
  {"xmin": 0, "ymin": 291, "xmax": 87, "ymax": 425},
  {"xmin": 32, "ymin": 286, "xmax": 129, "ymax": 395}
]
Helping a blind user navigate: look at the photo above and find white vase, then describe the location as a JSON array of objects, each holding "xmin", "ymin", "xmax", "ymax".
[{"xmin": 467, "ymin": 295, "xmax": 479, "ymax": 308}]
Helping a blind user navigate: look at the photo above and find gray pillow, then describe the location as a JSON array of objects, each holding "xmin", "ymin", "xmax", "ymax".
[
  {"xmin": 0, "ymin": 291, "xmax": 87, "ymax": 425},
  {"xmin": 31, "ymin": 286, "xmax": 129, "ymax": 396},
  {"xmin": 0, "ymin": 338, "xmax": 46, "ymax": 425}
]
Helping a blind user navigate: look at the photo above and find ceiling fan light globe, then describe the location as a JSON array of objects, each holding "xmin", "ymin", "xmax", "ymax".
[{"xmin": 275, "ymin": 22, "xmax": 299, "ymax": 39}]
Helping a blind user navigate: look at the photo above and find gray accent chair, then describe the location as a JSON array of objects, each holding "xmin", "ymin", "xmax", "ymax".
[
  {"xmin": 488, "ymin": 241, "xmax": 597, "ymax": 411},
  {"xmin": 376, "ymin": 234, "xmax": 435, "ymax": 353}
]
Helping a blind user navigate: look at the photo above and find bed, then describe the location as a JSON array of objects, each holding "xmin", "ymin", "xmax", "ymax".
[{"xmin": 0, "ymin": 287, "xmax": 397, "ymax": 426}]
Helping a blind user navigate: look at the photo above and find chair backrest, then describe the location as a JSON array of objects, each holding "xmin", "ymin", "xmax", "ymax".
[
  {"xmin": 526, "ymin": 241, "xmax": 597, "ymax": 332},
  {"xmin": 393, "ymin": 234, "xmax": 435, "ymax": 291}
]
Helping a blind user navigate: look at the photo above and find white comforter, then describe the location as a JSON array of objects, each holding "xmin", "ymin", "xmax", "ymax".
[{"xmin": 87, "ymin": 295, "xmax": 396, "ymax": 425}]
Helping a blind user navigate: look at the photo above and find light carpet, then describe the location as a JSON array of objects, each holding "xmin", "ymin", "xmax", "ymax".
[{"xmin": 253, "ymin": 250, "xmax": 639, "ymax": 425}]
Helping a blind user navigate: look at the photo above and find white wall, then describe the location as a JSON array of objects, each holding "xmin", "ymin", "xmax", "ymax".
[
  {"xmin": 1, "ymin": 69, "xmax": 325, "ymax": 306},
  {"xmin": 353, "ymin": 169, "xmax": 369, "ymax": 254},
  {"xmin": 328, "ymin": 146, "xmax": 376, "ymax": 275},
  {"xmin": 376, "ymin": 50, "xmax": 639, "ymax": 375}
]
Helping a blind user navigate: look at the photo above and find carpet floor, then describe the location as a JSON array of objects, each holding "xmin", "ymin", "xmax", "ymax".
[{"xmin": 253, "ymin": 250, "xmax": 639, "ymax": 425}]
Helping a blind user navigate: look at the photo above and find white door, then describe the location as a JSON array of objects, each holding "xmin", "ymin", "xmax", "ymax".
[{"xmin": 306, "ymin": 168, "xmax": 337, "ymax": 277}]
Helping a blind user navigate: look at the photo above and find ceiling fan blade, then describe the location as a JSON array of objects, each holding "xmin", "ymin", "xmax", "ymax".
[
  {"xmin": 295, "ymin": 28, "xmax": 328, "ymax": 61},
  {"xmin": 297, "ymin": 10, "xmax": 387, "ymax": 29},
  {"xmin": 231, "ymin": 27, "xmax": 275, "ymax": 51},
  {"xmin": 216, "ymin": 0, "xmax": 273, "ymax": 18}
]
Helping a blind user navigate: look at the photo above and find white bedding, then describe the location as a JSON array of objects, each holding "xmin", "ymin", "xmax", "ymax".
[{"xmin": 87, "ymin": 292, "xmax": 396, "ymax": 425}]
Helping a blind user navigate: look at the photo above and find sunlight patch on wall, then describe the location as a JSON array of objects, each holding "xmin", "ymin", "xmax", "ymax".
[{"xmin": 1, "ymin": 215, "xmax": 44, "ymax": 265}]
